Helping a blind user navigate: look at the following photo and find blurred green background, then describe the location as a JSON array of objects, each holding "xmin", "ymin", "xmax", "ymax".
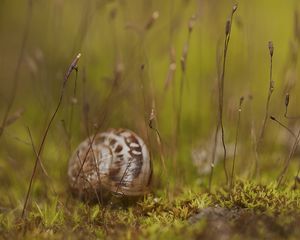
[{"xmin": 1, "ymin": 0, "xmax": 300, "ymax": 206}]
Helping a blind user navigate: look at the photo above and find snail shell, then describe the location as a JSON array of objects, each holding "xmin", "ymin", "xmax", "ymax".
[{"xmin": 68, "ymin": 128, "xmax": 152, "ymax": 198}]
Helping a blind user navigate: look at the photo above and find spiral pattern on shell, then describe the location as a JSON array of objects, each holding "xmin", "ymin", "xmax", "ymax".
[{"xmin": 68, "ymin": 129, "xmax": 152, "ymax": 197}]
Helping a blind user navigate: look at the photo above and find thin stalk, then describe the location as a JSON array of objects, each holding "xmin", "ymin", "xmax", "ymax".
[
  {"xmin": 21, "ymin": 53, "xmax": 81, "ymax": 218},
  {"xmin": 82, "ymin": 68, "xmax": 90, "ymax": 137},
  {"xmin": 230, "ymin": 97, "xmax": 244, "ymax": 189},
  {"xmin": 208, "ymin": 123, "xmax": 220, "ymax": 191},
  {"xmin": 67, "ymin": 69, "xmax": 78, "ymax": 149},
  {"xmin": 149, "ymin": 106, "xmax": 166, "ymax": 172},
  {"xmin": 209, "ymin": 4, "xmax": 238, "ymax": 190},
  {"xmin": 253, "ymin": 41, "xmax": 274, "ymax": 177},
  {"xmin": 27, "ymin": 127, "xmax": 59, "ymax": 197},
  {"xmin": 175, "ymin": 16, "xmax": 195, "ymax": 148},
  {"xmin": 258, "ymin": 41, "xmax": 274, "ymax": 143},
  {"xmin": 270, "ymin": 116, "xmax": 296, "ymax": 139},
  {"xmin": 277, "ymin": 128, "xmax": 300, "ymax": 187},
  {"xmin": 26, "ymin": 127, "xmax": 49, "ymax": 178}
]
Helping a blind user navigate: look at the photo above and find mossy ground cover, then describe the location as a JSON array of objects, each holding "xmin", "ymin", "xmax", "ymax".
[{"xmin": 1, "ymin": 181, "xmax": 300, "ymax": 239}]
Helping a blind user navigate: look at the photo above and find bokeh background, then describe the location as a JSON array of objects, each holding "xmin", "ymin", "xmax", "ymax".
[{"xmin": 1, "ymin": 0, "xmax": 300, "ymax": 206}]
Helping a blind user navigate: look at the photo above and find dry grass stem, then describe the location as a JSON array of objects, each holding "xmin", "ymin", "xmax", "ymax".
[
  {"xmin": 277, "ymin": 128, "xmax": 300, "ymax": 187},
  {"xmin": 21, "ymin": 53, "xmax": 81, "ymax": 218},
  {"xmin": 230, "ymin": 96, "xmax": 244, "ymax": 189},
  {"xmin": 149, "ymin": 104, "xmax": 166, "ymax": 172},
  {"xmin": 175, "ymin": 15, "xmax": 196, "ymax": 148},
  {"xmin": 253, "ymin": 41, "xmax": 274, "ymax": 177},
  {"xmin": 209, "ymin": 4, "xmax": 238, "ymax": 190},
  {"xmin": 258, "ymin": 41, "xmax": 274, "ymax": 145},
  {"xmin": 270, "ymin": 116, "xmax": 296, "ymax": 138}
]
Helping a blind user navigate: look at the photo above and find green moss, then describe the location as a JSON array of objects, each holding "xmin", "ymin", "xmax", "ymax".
[
  {"xmin": 1, "ymin": 182, "xmax": 300, "ymax": 239},
  {"xmin": 213, "ymin": 181, "xmax": 300, "ymax": 213}
]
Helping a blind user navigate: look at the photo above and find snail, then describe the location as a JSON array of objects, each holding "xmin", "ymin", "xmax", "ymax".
[{"xmin": 68, "ymin": 128, "xmax": 152, "ymax": 199}]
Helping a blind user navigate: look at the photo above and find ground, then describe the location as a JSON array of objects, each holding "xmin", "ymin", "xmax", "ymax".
[{"xmin": 1, "ymin": 181, "xmax": 300, "ymax": 239}]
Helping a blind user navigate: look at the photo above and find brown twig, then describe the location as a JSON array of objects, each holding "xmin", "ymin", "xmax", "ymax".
[{"xmin": 21, "ymin": 53, "xmax": 81, "ymax": 218}]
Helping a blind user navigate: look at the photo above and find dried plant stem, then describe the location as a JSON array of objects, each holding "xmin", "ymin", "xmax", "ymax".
[
  {"xmin": 270, "ymin": 116, "xmax": 296, "ymax": 138},
  {"xmin": 277, "ymin": 128, "xmax": 300, "ymax": 187},
  {"xmin": 208, "ymin": 124, "xmax": 220, "ymax": 191},
  {"xmin": 149, "ymin": 106, "xmax": 166, "ymax": 173},
  {"xmin": 258, "ymin": 42, "xmax": 274, "ymax": 144},
  {"xmin": 21, "ymin": 53, "xmax": 81, "ymax": 218},
  {"xmin": 89, "ymin": 138, "xmax": 104, "ymax": 205},
  {"xmin": 209, "ymin": 4, "xmax": 237, "ymax": 190},
  {"xmin": 230, "ymin": 97, "xmax": 244, "ymax": 189},
  {"xmin": 284, "ymin": 93, "xmax": 300, "ymax": 119},
  {"xmin": 253, "ymin": 41, "xmax": 274, "ymax": 177},
  {"xmin": 26, "ymin": 127, "xmax": 49, "ymax": 178},
  {"xmin": 246, "ymin": 95, "xmax": 259, "ymax": 179},
  {"xmin": 82, "ymin": 68, "xmax": 91, "ymax": 139},
  {"xmin": 75, "ymin": 149, "xmax": 103, "ymax": 207},
  {"xmin": 269, "ymin": 114, "xmax": 300, "ymax": 189},
  {"xmin": 0, "ymin": 0, "xmax": 32, "ymax": 138},
  {"xmin": 139, "ymin": 64, "xmax": 152, "ymax": 155},
  {"xmin": 27, "ymin": 127, "xmax": 59, "ymax": 197},
  {"xmin": 251, "ymin": 123, "xmax": 259, "ymax": 179},
  {"xmin": 175, "ymin": 16, "xmax": 195, "ymax": 148},
  {"xmin": 67, "ymin": 70, "xmax": 78, "ymax": 149}
]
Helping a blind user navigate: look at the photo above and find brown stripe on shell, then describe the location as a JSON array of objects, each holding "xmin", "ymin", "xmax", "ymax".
[
  {"xmin": 109, "ymin": 138, "xmax": 117, "ymax": 146},
  {"xmin": 94, "ymin": 135, "xmax": 106, "ymax": 145},
  {"xmin": 108, "ymin": 164, "xmax": 121, "ymax": 181},
  {"xmin": 123, "ymin": 133, "xmax": 144, "ymax": 178},
  {"xmin": 115, "ymin": 144, "xmax": 123, "ymax": 153},
  {"xmin": 108, "ymin": 162, "xmax": 122, "ymax": 182}
]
